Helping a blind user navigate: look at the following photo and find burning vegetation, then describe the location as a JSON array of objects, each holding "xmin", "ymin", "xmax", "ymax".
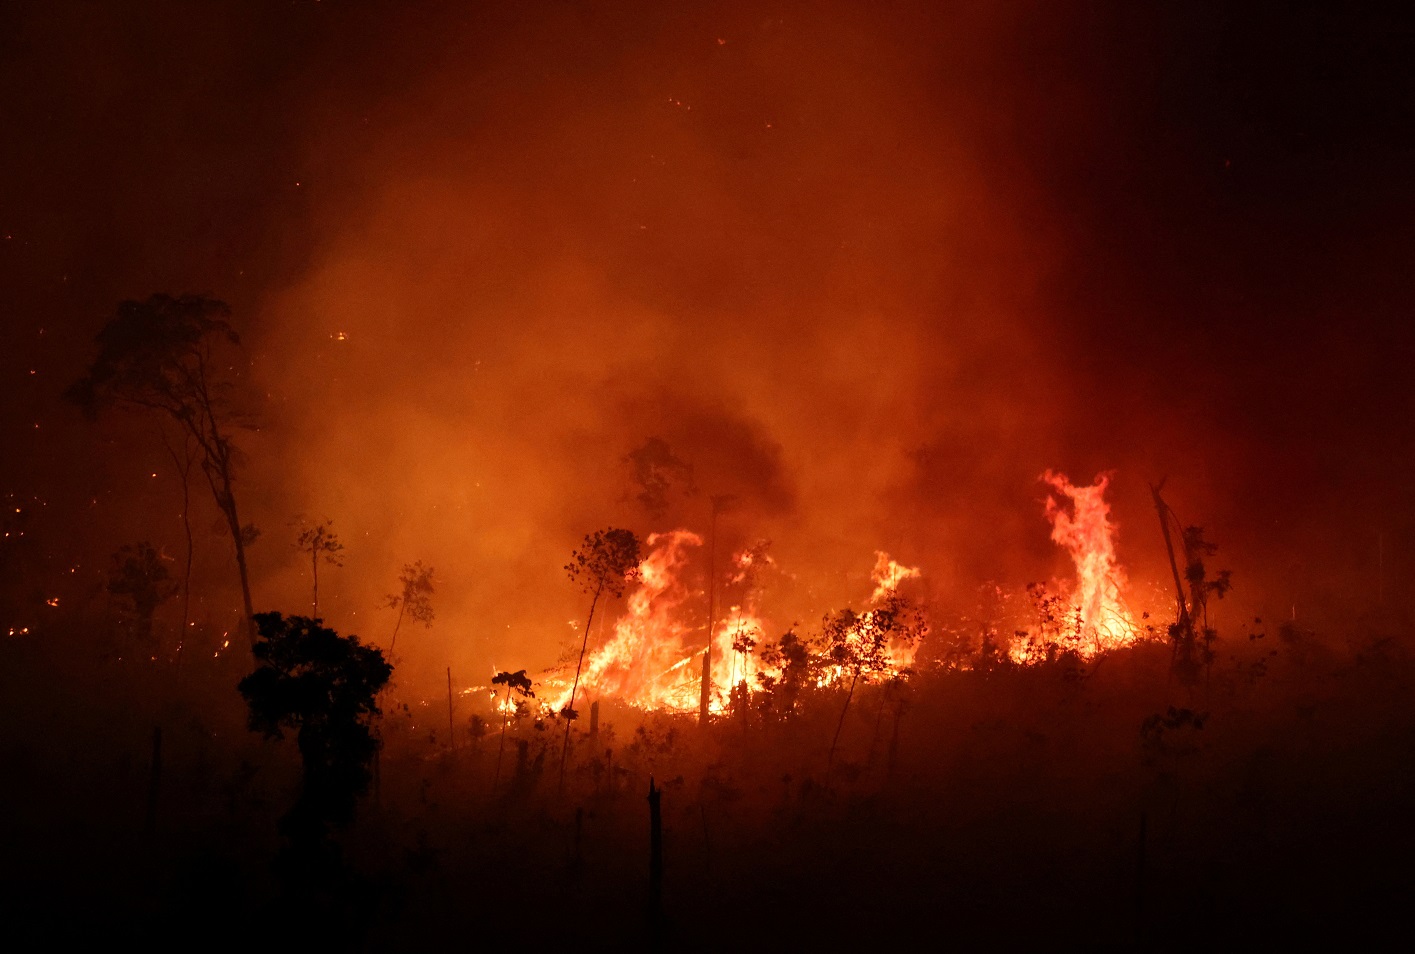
[{"xmin": 3, "ymin": 2, "xmax": 1414, "ymax": 950}]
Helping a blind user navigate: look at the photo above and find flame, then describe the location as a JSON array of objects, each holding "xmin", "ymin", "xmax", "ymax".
[
  {"xmin": 1013, "ymin": 471, "xmax": 1137, "ymax": 660},
  {"xmin": 551, "ymin": 530, "xmax": 705, "ymax": 713},
  {"xmin": 710, "ymin": 604, "xmax": 767, "ymax": 711},
  {"xmin": 870, "ymin": 551, "xmax": 921, "ymax": 603},
  {"xmin": 552, "ymin": 537, "xmax": 930, "ymax": 714},
  {"xmin": 812, "ymin": 553, "xmax": 925, "ymax": 685}
]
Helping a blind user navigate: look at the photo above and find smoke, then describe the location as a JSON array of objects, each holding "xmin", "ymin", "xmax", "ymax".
[{"xmin": 5, "ymin": 1, "xmax": 1413, "ymax": 692}]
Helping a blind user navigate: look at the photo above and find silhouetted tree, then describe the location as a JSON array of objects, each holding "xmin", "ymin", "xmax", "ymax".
[
  {"xmin": 1150, "ymin": 482, "xmax": 1231, "ymax": 688},
  {"xmin": 560, "ymin": 527, "xmax": 642, "ymax": 791},
  {"xmin": 758, "ymin": 629, "xmax": 811, "ymax": 717},
  {"xmin": 107, "ymin": 541, "xmax": 177, "ymax": 650},
  {"xmin": 491, "ymin": 669, "xmax": 535, "ymax": 793},
  {"xmin": 385, "ymin": 560, "xmax": 435, "ymax": 654},
  {"xmin": 237, "ymin": 612, "xmax": 391, "ymax": 854},
  {"xmin": 293, "ymin": 518, "xmax": 344, "ymax": 618},
  {"xmin": 69, "ymin": 294, "xmax": 260, "ymax": 646},
  {"xmin": 821, "ymin": 593, "xmax": 927, "ymax": 783}
]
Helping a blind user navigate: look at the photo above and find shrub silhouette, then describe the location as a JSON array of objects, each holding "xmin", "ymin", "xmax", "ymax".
[{"xmin": 237, "ymin": 612, "xmax": 391, "ymax": 853}]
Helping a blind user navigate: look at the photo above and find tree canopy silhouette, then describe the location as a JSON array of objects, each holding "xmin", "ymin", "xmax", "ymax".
[
  {"xmin": 385, "ymin": 560, "xmax": 435, "ymax": 654},
  {"xmin": 68, "ymin": 294, "xmax": 260, "ymax": 646},
  {"xmin": 821, "ymin": 592, "xmax": 927, "ymax": 782},
  {"xmin": 237, "ymin": 612, "xmax": 392, "ymax": 851},
  {"xmin": 491, "ymin": 668, "xmax": 535, "ymax": 793},
  {"xmin": 293, "ymin": 518, "xmax": 345, "ymax": 618},
  {"xmin": 560, "ymin": 527, "xmax": 642, "ymax": 790}
]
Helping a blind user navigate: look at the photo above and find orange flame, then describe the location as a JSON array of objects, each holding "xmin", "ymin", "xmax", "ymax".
[
  {"xmin": 1012, "ymin": 471, "xmax": 1137, "ymax": 660},
  {"xmin": 551, "ymin": 530, "xmax": 705, "ymax": 713}
]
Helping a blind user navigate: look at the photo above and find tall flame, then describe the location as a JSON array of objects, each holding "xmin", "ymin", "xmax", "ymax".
[
  {"xmin": 558, "ymin": 529, "xmax": 705, "ymax": 712},
  {"xmin": 1037, "ymin": 470, "xmax": 1137, "ymax": 656}
]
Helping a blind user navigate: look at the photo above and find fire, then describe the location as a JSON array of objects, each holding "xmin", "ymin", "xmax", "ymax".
[
  {"xmin": 709, "ymin": 604, "xmax": 768, "ymax": 712},
  {"xmin": 870, "ymin": 551, "xmax": 920, "ymax": 603},
  {"xmin": 811, "ymin": 552, "xmax": 926, "ymax": 686},
  {"xmin": 542, "ymin": 472, "xmax": 1139, "ymax": 717},
  {"xmin": 1011, "ymin": 471, "xmax": 1138, "ymax": 660},
  {"xmin": 551, "ymin": 532, "xmax": 924, "ymax": 714},
  {"xmin": 550, "ymin": 530, "xmax": 706, "ymax": 713}
]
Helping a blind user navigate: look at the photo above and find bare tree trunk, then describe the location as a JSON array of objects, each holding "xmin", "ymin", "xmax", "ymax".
[
  {"xmin": 389, "ymin": 599, "xmax": 407, "ymax": 654},
  {"xmin": 216, "ymin": 477, "xmax": 256, "ymax": 649},
  {"xmin": 311, "ymin": 545, "xmax": 319, "ymax": 617},
  {"xmin": 559, "ymin": 584, "xmax": 602, "ymax": 793},
  {"xmin": 826, "ymin": 670, "xmax": 860, "ymax": 786},
  {"xmin": 1150, "ymin": 482, "xmax": 1194, "ymax": 681}
]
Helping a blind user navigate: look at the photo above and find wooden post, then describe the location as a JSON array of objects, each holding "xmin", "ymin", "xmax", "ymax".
[{"xmin": 648, "ymin": 776, "xmax": 663, "ymax": 943}]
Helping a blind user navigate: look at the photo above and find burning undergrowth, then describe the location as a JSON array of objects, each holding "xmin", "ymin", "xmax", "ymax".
[{"xmin": 529, "ymin": 470, "xmax": 1148, "ymax": 722}]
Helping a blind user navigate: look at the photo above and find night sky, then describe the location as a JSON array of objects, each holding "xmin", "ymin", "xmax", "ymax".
[{"xmin": 4, "ymin": 1, "xmax": 1414, "ymax": 688}]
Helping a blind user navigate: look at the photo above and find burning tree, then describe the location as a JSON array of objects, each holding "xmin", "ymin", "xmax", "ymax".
[
  {"xmin": 69, "ymin": 294, "xmax": 260, "ymax": 646},
  {"xmin": 385, "ymin": 560, "xmax": 435, "ymax": 654},
  {"xmin": 237, "ymin": 612, "xmax": 391, "ymax": 856},
  {"xmin": 559, "ymin": 527, "xmax": 643, "ymax": 791}
]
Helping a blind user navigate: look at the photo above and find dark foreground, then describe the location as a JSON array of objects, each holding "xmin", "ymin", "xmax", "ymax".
[{"xmin": 4, "ymin": 612, "xmax": 1414, "ymax": 951}]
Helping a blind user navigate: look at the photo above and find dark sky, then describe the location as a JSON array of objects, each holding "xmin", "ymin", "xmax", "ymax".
[{"xmin": 3, "ymin": 1, "xmax": 1413, "ymax": 686}]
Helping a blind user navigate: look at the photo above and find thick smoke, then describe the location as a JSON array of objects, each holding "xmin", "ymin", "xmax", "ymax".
[{"xmin": 3, "ymin": 1, "xmax": 1412, "ymax": 693}]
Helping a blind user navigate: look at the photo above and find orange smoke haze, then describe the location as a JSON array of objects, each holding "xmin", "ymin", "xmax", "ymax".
[
  {"xmin": 5, "ymin": 1, "xmax": 1412, "ymax": 696},
  {"xmin": 232, "ymin": 4, "xmax": 1158, "ymax": 693}
]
